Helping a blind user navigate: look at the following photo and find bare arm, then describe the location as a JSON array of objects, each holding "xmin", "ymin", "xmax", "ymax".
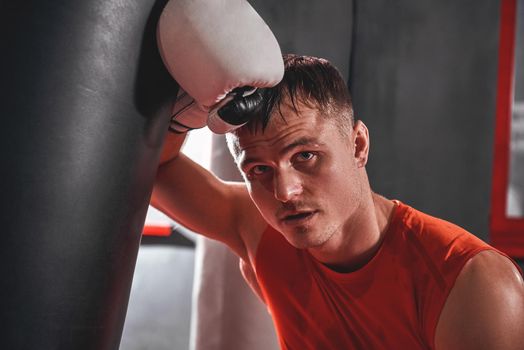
[
  {"xmin": 151, "ymin": 132, "xmax": 264, "ymax": 261},
  {"xmin": 435, "ymin": 250, "xmax": 524, "ymax": 350}
]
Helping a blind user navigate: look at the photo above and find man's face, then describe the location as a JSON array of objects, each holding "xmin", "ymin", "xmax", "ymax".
[{"xmin": 233, "ymin": 101, "xmax": 368, "ymax": 250}]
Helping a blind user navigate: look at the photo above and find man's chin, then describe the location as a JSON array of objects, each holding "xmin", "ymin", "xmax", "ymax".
[{"xmin": 281, "ymin": 228, "xmax": 329, "ymax": 250}]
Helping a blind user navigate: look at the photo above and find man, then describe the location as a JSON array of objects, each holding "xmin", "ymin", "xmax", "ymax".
[{"xmin": 152, "ymin": 55, "xmax": 524, "ymax": 349}]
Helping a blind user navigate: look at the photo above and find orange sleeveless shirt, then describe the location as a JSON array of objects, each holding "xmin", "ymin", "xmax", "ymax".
[{"xmin": 254, "ymin": 201, "xmax": 506, "ymax": 349}]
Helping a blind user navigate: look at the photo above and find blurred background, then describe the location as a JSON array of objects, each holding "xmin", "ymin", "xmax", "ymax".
[{"xmin": 121, "ymin": 0, "xmax": 524, "ymax": 349}]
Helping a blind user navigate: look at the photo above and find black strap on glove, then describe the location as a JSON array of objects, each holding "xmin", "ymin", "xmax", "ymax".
[
  {"xmin": 217, "ymin": 86, "xmax": 264, "ymax": 127},
  {"xmin": 168, "ymin": 86, "xmax": 265, "ymax": 134}
]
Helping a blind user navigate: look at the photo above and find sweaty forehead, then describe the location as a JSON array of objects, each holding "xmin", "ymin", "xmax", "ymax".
[
  {"xmin": 227, "ymin": 101, "xmax": 341, "ymax": 160},
  {"xmin": 237, "ymin": 109, "xmax": 321, "ymax": 150}
]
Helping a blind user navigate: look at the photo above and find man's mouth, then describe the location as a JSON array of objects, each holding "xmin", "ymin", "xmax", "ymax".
[{"xmin": 281, "ymin": 210, "xmax": 318, "ymax": 223}]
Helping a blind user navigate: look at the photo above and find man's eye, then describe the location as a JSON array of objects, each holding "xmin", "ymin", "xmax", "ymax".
[
  {"xmin": 251, "ymin": 165, "xmax": 270, "ymax": 176},
  {"xmin": 296, "ymin": 152, "xmax": 315, "ymax": 161}
]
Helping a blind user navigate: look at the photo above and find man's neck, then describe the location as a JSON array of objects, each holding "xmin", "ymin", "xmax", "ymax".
[{"xmin": 307, "ymin": 192, "xmax": 396, "ymax": 273}]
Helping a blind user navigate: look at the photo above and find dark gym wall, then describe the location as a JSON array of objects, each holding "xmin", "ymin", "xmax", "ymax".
[
  {"xmin": 251, "ymin": 0, "xmax": 352, "ymax": 79},
  {"xmin": 349, "ymin": 1, "xmax": 500, "ymax": 241}
]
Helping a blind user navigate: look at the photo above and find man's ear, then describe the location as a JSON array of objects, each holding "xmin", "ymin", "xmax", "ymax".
[{"xmin": 353, "ymin": 120, "xmax": 370, "ymax": 168}]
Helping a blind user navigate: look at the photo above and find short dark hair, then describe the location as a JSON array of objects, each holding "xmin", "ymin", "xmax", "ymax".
[{"xmin": 237, "ymin": 54, "xmax": 354, "ymax": 134}]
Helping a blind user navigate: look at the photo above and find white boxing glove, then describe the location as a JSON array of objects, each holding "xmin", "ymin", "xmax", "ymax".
[
  {"xmin": 167, "ymin": 89, "xmax": 207, "ymax": 133},
  {"xmin": 157, "ymin": 0, "xmax": 284, "ymax": 133}
]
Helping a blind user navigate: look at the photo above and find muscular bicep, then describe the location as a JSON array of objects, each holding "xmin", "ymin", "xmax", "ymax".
[
  {"xmin": 151, "ymin": 153, "xmax": 261, "ymax": 259},
  {"xmin": 435, "ymin": 250, "xmax": 524, "ymax": 350}
]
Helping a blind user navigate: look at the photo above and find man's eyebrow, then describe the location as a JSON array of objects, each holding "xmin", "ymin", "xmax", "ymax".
[
  {"xmin": 239, "ymin": 137, "xmax": 323, "ymax": 170},
  {"xmin": 279, "ymin": 137, "xmax": 323, "ymax": 156}
]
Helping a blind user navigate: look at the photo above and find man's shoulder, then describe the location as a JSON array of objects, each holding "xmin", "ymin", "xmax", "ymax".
[
  {"xmin": 396, "ymin": 202, "xmax": 488, "ymax": 255},
  {"xmin": 399, "ymin": 202, "xmax": 468, "ymax": 235},
  {"xmin": 457, "ymin": 250, "xmax": 523, "ymax": 302},
  {"xmin": 392, "ymin": 203, "xmax": 494, "ymax": 294},
  {"xmin": 434, "ymin": 250, "xmax": 524, "ymax": 349},
  {"xmin": 390, "ymin": 203, "xmax": 524, "ymax": 349}
]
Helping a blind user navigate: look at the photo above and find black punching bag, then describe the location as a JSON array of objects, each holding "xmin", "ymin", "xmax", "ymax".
[{"xmin": 0, "ymin": 0, "xmax": 176, "ymax": 348}]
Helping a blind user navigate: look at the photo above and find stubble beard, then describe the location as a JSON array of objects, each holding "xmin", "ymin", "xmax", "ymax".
[{"xmin": 286, "ymin": 219, "xmax": 340, "ymax": 250}]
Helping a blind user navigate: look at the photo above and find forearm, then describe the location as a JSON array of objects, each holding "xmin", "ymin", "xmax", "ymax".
[
  {"xmin": 153, "ymin": 130, "xmax": 191, "ymax": 219},
  {"xmin": 153, "ymin": 130, "xmax": 234, "ymax": 235},
  {"xmin": 153, "ymin": 130, "xmax": 193, "ymax": 218},
  {"xmin": 151, "ymin": 148, "xmax": 250, "ymax": 258},
  {"xmin": 159, "ymin": 131, "xmax": 188, "ymax": 165}
]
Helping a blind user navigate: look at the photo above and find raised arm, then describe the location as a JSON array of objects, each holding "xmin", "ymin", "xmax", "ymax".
[
  {"xmin": 151, "ymin": 131, "xmax": 261, "ymax": 260},
  {"xmin": 153, "ymin": 0, "xmax": 283, "ymax": 260}
]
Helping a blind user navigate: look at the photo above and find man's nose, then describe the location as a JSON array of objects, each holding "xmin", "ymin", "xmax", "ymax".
[{"xmin": 274, "ymin": 169, "xmax": 303, "ymax": 202}]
